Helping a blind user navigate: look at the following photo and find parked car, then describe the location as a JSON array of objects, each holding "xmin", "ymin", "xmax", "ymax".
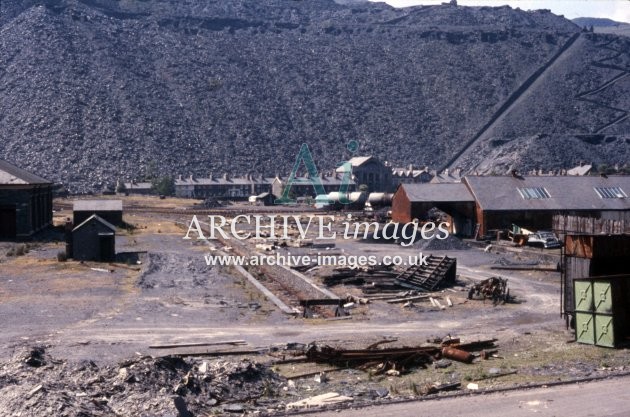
[{"xmin": 527, "ymin": 231, "xmax": 562, "ymax": 249}]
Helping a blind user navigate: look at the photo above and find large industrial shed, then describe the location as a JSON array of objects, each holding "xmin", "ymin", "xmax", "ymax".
[
  {"xmin": 0, "ymin": 160, "xmax": 53, "ymax": 239},
  {"xmin": 463, "ymin": 176, "xmax": 630, "ymax": 236},
  {"xmin": 391, "ymin": 183, "xmax": 476, "ymax": 236},
  {"xmin": 73, "ymin": 200, "xmax": 123, "ymax": 227}
]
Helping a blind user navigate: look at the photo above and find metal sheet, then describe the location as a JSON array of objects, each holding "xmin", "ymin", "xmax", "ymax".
[
  {"xmin": 595, "ymin": 315, "xmax": 615, "ymax": 348},
  {"xmin": 575, "ymin": 312, "xmax": 595, "ymax": 345},
  {"xmin": 574, "ymin": 280, "xmax": 594, "ymax": 312},
  {"xmin": 594, "ymin": 282, "xmax": 613, "ymax": 314}
]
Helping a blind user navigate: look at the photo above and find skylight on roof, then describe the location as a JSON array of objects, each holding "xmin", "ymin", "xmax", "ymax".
[
  {"xmin": 517, "ymin": 187, "xmax": 550, "ymax": 200},
  {"xmin": 594, "ymin": 186, "xmax": 627, "ymax": 199}
]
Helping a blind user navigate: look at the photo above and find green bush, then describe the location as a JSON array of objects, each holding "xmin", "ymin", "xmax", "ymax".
[{"xmin": 151, "ymin": 176, "xmax": 175, "ymax": 196}]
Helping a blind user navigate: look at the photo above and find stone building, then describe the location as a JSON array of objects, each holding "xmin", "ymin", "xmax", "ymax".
[{"xmin": 0, "ymin": 160, "xmax": 53, "ymax": 239}]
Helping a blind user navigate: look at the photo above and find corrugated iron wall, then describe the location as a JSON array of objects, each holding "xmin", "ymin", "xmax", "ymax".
[{"xmin": 391, "ymin": 187, "xmax": 412, "ymax": 223}]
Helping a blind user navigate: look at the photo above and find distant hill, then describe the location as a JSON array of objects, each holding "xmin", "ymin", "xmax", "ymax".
[
  {"xmin": 573, "ymin": 17, "xmax": 628, "ymax": 28},
  {"xmin": 573, "ymin": 17, "xmax": 630, "ymax": 38},
  {"xmin": 0, "ymin": 0, "xmax": 628, "ymax": 192}
]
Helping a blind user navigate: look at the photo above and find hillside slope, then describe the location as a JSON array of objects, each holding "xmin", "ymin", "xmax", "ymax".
[{"xmin": 0, "ymin": 0, "xmax": 627, "ymax": 192}]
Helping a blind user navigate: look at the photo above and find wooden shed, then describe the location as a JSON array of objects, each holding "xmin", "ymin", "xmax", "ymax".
[{"xmin": 70, "ymin": 215, "xmax": 116, "ymax": 262}]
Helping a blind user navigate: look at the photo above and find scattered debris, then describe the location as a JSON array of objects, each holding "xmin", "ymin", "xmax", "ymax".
[
  {"xmin": 0, "ymin": 347, "xmax": 285, "ymax": 416},
  {"xmin": 306, "ymin": 344, "xmax": 437, "ymax": 374},
  {"xmin": 300, "ymin": 299, "xmax": 349, "ymax": 318},
  {"xmin": 468, "ymin": 277, "xmax": 511, "ymax": 304},
  {"xmin": 22, "ymin": 347, "xmax": 45, "ymax": 368},
  {"xmin": 313, "ymin": 372, "xmax": 329, "ymax": 384},
  {"xmin": 323, "ymin": 264, "xmax": 397, "ymax": 287},
  {"xmin": 90, "ymin": 267, "xmax": 112, "ymax": 273},
  {"xmin": 287, "ymin": 392, "xmax": 353, "ymax": 409},
  {"xmin": 434, "ymin": 359, "xmax": 452, "ymax": 369},
  {"xmin": 285, "ymin": 369, "xmax": 340, "ymax": 380},
  {"xmin": 391, "ymin": 255, "xmax": 457, "ymax": 292},
  {"xmin": 441, "ymin": 347, "xmax": 474, "ymax": 364},
  {"xmin": 473, "ymin": 369, "xmax": 518, "ymax": 381},
  {"xmin": 386, "ymin": 294, "xmax": 430, "ymax": 304},
  {"xmin": 425, "ymin": 382, "xmax": 461, "ymax": 394},
  {"xmin": 323, "ymin": 255, "xmax": 457, "ymax": 295},
  {"xmin": 304, "ymin": 338, "xmax": 498, "ymax": 376}
]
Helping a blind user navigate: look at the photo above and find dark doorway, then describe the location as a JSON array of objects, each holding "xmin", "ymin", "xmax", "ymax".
[
  {"xmin": 0, "ymin": 206, "xmax": 17, "ymax": 239},
  {"xmin": 99, "ymin": 233, "xmax": 115, "ymax": 262}
]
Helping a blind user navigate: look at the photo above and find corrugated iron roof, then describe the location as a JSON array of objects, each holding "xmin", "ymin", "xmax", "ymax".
[
  {"xmin": 400, "ymin": 183, "xmax": 474, "ymax": 202},
  {"xmin": 464, "ymin": 175, "xmax": 630, "ymax": 211},
  {"xmin": 73, "ymin": 200, "xmax": 123, "ymax": 212},
  {"xmin": 0, "ymin": 160, "xmax": 51, "ymax": 185}
]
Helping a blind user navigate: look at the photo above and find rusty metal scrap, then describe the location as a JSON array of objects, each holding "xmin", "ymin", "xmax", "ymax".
[
  {"xmin": 456, "ymin": 339, "xmax": 499, "ymax": 351},
  {"xmin": 306, "ymin": 344, "xmax": 438, "ymax": 366},
  {"xmin": 304, "ymin": 338, "xmax": 498, "ymax": 375},
  {"xmin": 468, "ymin": 277, "xmax": 511, "ymax": 304},
  {"xmin": 441, "ymin": 347, "xmax": 473, "ymax": 364}
]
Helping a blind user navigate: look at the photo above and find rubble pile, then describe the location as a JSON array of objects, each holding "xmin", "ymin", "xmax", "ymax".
[
  {"xmin": 0, "ymin": 347, "xmax": 284, "ymax": 416},
  {"xmin": 4, "ymin": 0, "xmax": 625, "ymax": 192}
]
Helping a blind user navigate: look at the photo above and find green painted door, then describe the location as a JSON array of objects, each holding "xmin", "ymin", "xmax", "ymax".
[
  {"xmin": 574, "ymin": 281, "xmax": 593, "ymax": 312},
  {"xmin": 595, "ymin": 315, "xmax": 615, "ymax": 348},
  {"xmin": 593, "ymin": 282, "xmax": 613, "ymax": 314},
  {"xmin": 575, "ymin": 312, "xmax": 595, "ymax": 345}
]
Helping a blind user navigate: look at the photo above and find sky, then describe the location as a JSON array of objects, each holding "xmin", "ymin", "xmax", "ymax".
[{"xmin": 372, "ymin": 0, "xmax": 630, "ymax": 23}]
